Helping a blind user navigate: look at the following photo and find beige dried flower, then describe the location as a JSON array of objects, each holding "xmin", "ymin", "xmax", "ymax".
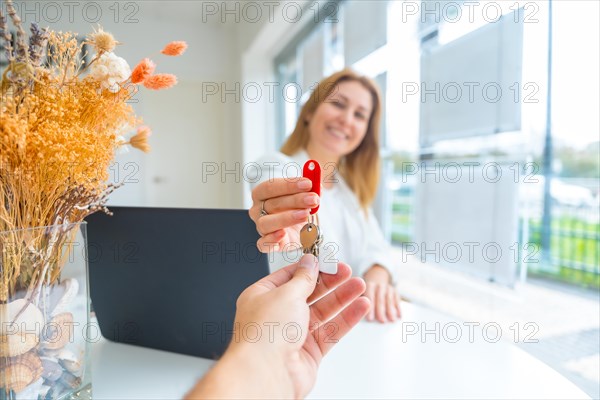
[{"xmin": 88, "ymin": 27, "xmax": 117, "ymax": 53}]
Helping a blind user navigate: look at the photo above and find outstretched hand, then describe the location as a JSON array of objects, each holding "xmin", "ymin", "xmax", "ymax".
[{"xmin": 186, "ymin": 255, "xmax": 370, "ymax": 399}]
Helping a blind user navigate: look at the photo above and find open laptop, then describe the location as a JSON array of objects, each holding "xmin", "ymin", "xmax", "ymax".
[{"xmin": 86, "ymin": 206, "xmax": 269, "ymax": 359}]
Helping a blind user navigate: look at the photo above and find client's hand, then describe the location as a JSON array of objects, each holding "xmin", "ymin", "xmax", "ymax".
[
  {"xmin": 363, "ymin": 265, "xmax": 402, "ymax": 323},
  {"xmin": 249, "ymin": 177, "xmax": 319, "ymax": 252},
  {"xmin": 186, "ymin": 255, "xmax": 370, "ymax": 399}
]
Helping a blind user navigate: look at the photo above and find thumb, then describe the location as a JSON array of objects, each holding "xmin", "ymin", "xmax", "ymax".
[{"xmin": 288, "ymin": 254, "xmax": 319, "ymax": 297}]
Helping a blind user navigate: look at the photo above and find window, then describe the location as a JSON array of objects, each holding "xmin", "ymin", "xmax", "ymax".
[
  {"xmin": 271, "ymin": 3, "xmax": 599, "ymax": 396},
  {"xmin": 273, "ymin": 0, "xmax": 599, "ymax": 289}
]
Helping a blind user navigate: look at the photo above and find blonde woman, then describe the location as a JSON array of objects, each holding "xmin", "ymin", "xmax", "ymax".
[{"xmin": 249, "ymin": 69, "xmax": 401, "ymax": 323}]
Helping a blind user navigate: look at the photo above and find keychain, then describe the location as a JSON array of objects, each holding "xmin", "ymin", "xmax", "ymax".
[{"xmin": 299, "ymin": 160, "xmax": 337, "ymax": 274}]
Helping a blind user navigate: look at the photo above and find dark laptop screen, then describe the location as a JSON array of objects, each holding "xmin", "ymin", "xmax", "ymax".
[{"xmin": 86, "ymin": 207, "xmax": 269, "ymax": 359}]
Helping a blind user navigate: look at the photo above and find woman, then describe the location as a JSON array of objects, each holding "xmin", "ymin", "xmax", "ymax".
[{"xmin": 249, "ymin": 69, "xmax": 401, "ymax": 323}]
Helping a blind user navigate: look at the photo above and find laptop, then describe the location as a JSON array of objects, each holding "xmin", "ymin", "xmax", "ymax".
[{"xmin": 85, "ymin": 206, "xmax": 269, "ymax": 359}]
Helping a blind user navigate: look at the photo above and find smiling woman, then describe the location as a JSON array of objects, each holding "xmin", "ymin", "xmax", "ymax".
[
  {"xmin": 248, "ymin": 69, "xmax": 402, "ymax": 324},
  {"xmin": 281, "ymin": 70, "xmax": 382, "ymax": 208},
  {"xmin": 306, "ymin": 81, "xmax": 373, "ymax": 161}
]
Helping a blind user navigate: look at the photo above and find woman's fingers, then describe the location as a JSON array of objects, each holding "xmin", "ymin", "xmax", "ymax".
[
  {"xmin": 365, "ymin": 284, "xmax": 402, "ymax": 324},
  {"xmin": 256, "ymin": 209, "xmax": 310, "ymax": 236},
  {"xmin": 250, "ymin": 179, "xmax": 317, "ymax": 222},
  {"xmin": 395, "ymin": 291, "xmax": 402, "ymax": 319},
  {"xmin": 364, "ymin": 282, "xmax": 375, "ymax": 321},
  {"xmin": 364, "ymin": 283, "xmax": 399, "ymax": 323},
  {"xmin": 252, "ymin": 178, "xmax": 312, "ymax": 204},
  {"xmin": 375, "ymin": 284, "xmax": 386, "ymax": 323},
  {"xmin": 386, "ymin": 287, "xmax": 397, "ymax": 322},
  {"xmin": 263, "ymin": 192, "xmax": 319, "ymax": 216},
  {"xmin": 256, "ymin": 230, "xmax": 286, "ymax": 252}
]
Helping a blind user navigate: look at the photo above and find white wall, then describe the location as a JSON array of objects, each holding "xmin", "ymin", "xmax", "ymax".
[
  {"xmin": 10, "ymin": 0, "xmax": 249, "ymax": 209},
  {"xmin": 239, "ymin": 1, "xmax": 316, "ymax": 207},
  {"xmin": 8, "ymin": 1, "xmax": 320, "ymax": 209}
]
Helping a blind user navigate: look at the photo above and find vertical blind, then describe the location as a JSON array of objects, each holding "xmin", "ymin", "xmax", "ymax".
[{"xmin": 343, "ymin": 1, "xmax": 388, "ymax": 65}]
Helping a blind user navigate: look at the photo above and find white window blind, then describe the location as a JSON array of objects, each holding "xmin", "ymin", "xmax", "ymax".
[
  {"xmin": 343, "ymin": 1, "xmax": 389, "ymax": 65},
  {"xmin": 419, "ymin": 9, "xmax": 524, "ymax": 146},
  {"xmin": 300, "ymin": 27, "xmax": 325, "ymax": 95}
]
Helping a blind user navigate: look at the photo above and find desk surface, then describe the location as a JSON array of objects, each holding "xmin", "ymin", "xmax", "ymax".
[{"xmin": 91, "ymin": 302, "xmax": 589, "ymax": 399}]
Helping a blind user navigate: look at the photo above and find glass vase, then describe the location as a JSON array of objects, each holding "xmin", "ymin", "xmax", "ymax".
[{"xmin": 0, "ymin": 223, "xmax": 92, "ymax": 399}]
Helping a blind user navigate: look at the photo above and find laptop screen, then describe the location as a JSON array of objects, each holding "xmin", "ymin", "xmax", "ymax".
[{"xmin": 86, "ymin": 207, "xmax": 269, "ymax": 359}]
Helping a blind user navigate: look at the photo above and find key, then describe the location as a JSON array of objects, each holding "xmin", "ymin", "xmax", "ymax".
[{"xmin": 300, "ymin": 222, "xmax": 322, "ymax": 257}]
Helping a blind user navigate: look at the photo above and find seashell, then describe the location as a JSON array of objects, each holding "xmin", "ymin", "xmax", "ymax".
[
  {"xmin": 0, "ymin": 299, "xmax": 44, "ymax": 357},
  {"xmin": 42, "ymin": 312, "xmax": 74, "ymax": 350},
  {"xmin": 0, "ymin": 333, "xmax": 39, "ymax": 358},
  {"xmin": 60, "ymin": 358, "xmax": 82, "ymax": 375},
  {"xmin": 59, "ymin": 371, "xmax": 82, "ymax": 389},
  {"xmin": 0, "ymin": 352, "xmax": 43, "ymax": 393},
  {"xmin": 48, "ymin": 279, "xmax": 79, "ymax": 317},
  {"xmin": 57, "ymin": 349, "xmax": 82, "ymax": 375},
  {"xmin": 0, "ymin": 299, "xmax": 45, "ymax": 336},
  {"xmin": 15, "ymin": 377, "xmax": 43, "ymax": 400},
  {"xmin": 56, "ymin": 348, "xmax": 78, "ymax": 363},
  {"xmin": 39, "ymin": 348, "xmax": 62, "ymax": 359},
  {"xmin": 40, "ymin": 357, "xmax": 63, "ymax": 382}
]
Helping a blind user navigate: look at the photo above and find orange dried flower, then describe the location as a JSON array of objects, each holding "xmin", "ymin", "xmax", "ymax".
[
  {"xmin": 129, "ymin": 126, "xmax": 152, "ymax": 153},
  {"xmin": 143, "ymin": 74, "xmax": 178, "ymax": 90},
  {"xmin": 130, "ymin": 58, "xmax": 156, "ymax": 84},
  {"xmin": 161, "ymin": 41, "xmax": 188, "ymax": 56}
]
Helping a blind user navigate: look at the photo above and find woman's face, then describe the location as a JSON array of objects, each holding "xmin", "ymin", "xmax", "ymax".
[{"xmin": 307, "ymin": 80, "xmax": 373, "ymax": 159}]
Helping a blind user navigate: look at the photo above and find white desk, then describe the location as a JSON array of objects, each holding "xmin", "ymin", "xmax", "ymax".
[{"xmin": 91, "ymin": 302, "xmax": 589, "ymax": 399}]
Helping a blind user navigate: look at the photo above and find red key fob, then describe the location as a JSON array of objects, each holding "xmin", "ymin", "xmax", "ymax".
[{"xmin": 303, "ymin": 160, "xmax": 321, "ymax": 215}]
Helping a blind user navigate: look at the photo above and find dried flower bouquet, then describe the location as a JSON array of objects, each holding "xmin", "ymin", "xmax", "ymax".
[{"xmin": 0, "ymin": 0, "xmax": 186, "ymax": 396}]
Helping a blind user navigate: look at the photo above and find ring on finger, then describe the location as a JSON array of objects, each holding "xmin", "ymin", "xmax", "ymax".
[{"xmin": 259, "ymin": 200, "xmax": 269, "ymax": 217}]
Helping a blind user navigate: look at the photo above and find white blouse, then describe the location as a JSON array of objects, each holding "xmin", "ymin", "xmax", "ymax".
[{"xmin": 252, "ymin": 151, "xmax": 398, "ymax": 283}]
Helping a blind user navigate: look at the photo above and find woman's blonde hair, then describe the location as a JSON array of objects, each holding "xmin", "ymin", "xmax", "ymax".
[{"xmin": 281, "ymin": 69, "xmax": 382, "ymax": 210}]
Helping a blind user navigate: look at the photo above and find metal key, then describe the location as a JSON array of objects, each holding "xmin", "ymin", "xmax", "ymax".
[{"xmin": 300, "ymin": 221, "xmax": 323, "ymax": 257}]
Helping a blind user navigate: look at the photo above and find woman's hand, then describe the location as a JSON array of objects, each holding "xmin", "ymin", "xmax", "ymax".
[
  {"xmin": 186, "ymin": 255, "xmax": 370, "ymax": 399},
  {"xmin": 249, "ymin": 177, "xmax": 320, "ymax": 252},
  {"xmin": 363, "ymin": 265, "xmax": 401, "ymax": 323}
]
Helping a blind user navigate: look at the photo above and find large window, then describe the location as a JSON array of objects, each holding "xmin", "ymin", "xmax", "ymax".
[{"xmin": 274, "ymin": 0, "xmax": 599, "ymax": 289}]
